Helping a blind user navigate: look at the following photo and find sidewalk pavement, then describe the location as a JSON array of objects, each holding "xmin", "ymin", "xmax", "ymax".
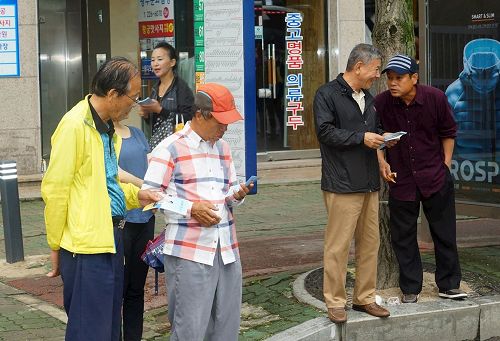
[
  {"xmin": 0, "ymin": 159, "xmax": 499, "ymax": 340},
  {"xmin": 0, "ymin": 282, "xmax": 65, "ymax": 340}
]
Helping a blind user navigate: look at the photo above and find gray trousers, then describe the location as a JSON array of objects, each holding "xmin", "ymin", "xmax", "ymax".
[{"xmin": 164, "ymin": 251, "xmax": 242, "ymax": 341}]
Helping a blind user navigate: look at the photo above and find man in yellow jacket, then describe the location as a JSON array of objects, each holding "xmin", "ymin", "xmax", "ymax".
[{"xmin": 41, "ymin": 57, "xmax": 161, "ymax": 341}]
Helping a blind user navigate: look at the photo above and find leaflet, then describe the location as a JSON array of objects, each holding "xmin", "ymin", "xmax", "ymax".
[
  {"xmin": 379, "ymin": 131, "xmax": 407, "ymax": 149},
  {"xmin": 143, "ymin": 196, "xmax": 190, "ymax": 216},
  {"xmin": 384, "ymin": 131, "xmax": 407, "ymax": 141},
  {"xmin": 137, "ymin": 97, "xmax": 154, "ymax": 105}
]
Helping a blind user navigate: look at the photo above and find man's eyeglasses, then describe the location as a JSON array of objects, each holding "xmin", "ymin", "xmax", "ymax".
[{"xmin": 124, "ymin": 94, "xmax": 140, "ymax": 104}]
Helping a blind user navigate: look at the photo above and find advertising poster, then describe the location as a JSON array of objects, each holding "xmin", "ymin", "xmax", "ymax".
[
  {"xmin": 138, "ymin": 0, "xmax": 175, "ymax": 79},
  {"xmin": 193, "ymin": 0, "xmax": 205, "ymax": 89},
  {"xmin": 428, "ymin": 0, "xmax": 500, "ymax": 203}
]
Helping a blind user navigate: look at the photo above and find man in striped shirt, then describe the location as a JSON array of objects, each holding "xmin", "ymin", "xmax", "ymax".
[{"xmin": 142, "ymin": 83, "xmax": 253, "ymax": 340}]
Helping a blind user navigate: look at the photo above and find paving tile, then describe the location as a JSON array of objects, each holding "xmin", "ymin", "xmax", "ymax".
[
  {"xmin": 1, "ymin": 180, "xmax": 500, "ymax": 340},
  {"xmin": 239, "ymin": 329, "xmax": 270, "ymax": 340}
]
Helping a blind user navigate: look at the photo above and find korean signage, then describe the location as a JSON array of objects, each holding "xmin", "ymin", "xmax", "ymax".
[
  {"xmin": 194, "ymin": 0, "xmax": 205, "ymax": 87},
  {"xmin": 194, "ymin": 21, "xmax": 204, "ymax": 47},
  {"xmin": 284, "ymin": 13, "xmax": 304, "ymax": 130},
  {"xmin": 428, "ymin": 0, "xmax": 500, "ymax": 203},
  {"xmin": 139, "ymin": 20, "xmax": 174, "ymax": 39},
  {"xmin": 0, "ymin": 0, "xmax": 19, "ymax": 77},
  {"xmin": 138, "ymin": 0, "xmax": 173, "ymax": 22},
  {"xmin": 138, "ymin": 0, "xmax": 174, "ymax": 55},
  {"xmin": 204, "ymin": 0, "xmax": 247, "ymax": 177},
  {"xmin": 140, "ymin": 58, "xmax": 156, "ymax": 79},
  {"xmin": 194, "ymin": 0, "xmax": 204, "ymax": 22}
]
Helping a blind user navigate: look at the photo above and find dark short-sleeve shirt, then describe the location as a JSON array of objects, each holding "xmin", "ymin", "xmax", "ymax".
[{"xmin": 374, "ymin": 84, "xmax": 457, "ymax": 201}]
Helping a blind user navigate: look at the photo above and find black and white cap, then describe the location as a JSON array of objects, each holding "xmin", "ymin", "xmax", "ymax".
[{"xmin": 381, "ymin": 54, "xmax": 418, "ymax": 74}]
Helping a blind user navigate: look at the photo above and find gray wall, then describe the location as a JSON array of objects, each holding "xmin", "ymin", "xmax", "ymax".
[
  {"xmin": 328, "ymin": 0, "xmax": 367, "ymax": 79},
  {"xmin": 0, "ymin": 0, "xmax": 41, "ymax": 175}
]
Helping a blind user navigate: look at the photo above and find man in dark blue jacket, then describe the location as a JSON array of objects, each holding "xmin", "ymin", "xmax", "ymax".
[{"xmin": 314, "ymin": 43, "xmax": 391, "ymax": 323}]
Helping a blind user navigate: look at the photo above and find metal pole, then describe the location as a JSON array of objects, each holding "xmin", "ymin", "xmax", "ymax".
[{"xmin": 0, "ymin": 160, "xmax": 24, "ymax": 263}]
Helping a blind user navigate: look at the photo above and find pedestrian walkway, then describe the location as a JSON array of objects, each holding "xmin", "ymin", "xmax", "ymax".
[
  {"xmin": 0, "ymin": 159, "xmax": 327, "ymax": 340},
  {"xmin": 0, "ymin": 282, "xmax": 65, "ymax": 340},
  {"xmin": 0, "ymin": 159, "xmax": 499, "ymax": 340}
]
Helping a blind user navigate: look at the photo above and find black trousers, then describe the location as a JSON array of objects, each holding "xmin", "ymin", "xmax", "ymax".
[
  {"xmin": 122, "ymin": 215, "xmax": 155, "ymax": 341},
  {"xmin": 389, "ymin": 171, "xmax": 462, "ymax": 294}
]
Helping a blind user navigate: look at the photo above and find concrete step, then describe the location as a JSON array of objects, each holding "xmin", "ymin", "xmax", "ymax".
[
  {"xmin": 268, "ymin": 291, "xmax": 500, "ymax": 341},
  {"xmin": 7, "ymin": 158, "xmax": 323, "ymax": 200},
  {"xmin": 257, "ymin": 158, "xmax": 321, "ymax": 170}
]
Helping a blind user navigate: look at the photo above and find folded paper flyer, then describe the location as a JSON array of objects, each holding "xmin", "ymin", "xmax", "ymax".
[
  {"xmin": 379, "ymin": 131, "xmax": 407, "ymax": 149},
  {"xmin": 384, "ymin": 131, "xmax": 407, "ymax": 141},
  {"xmin": 143, "ymin": 195, "xmax": 190, "ymax": 216}
]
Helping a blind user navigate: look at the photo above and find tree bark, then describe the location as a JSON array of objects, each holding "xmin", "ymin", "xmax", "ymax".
[
  {"xmin": 372, "ymin": 0, "xmax": 415, "ymax": 94},
  {"xmin": 372, "ymin": 0, "xmax": 416, "ymax": 289},
  {"xmin": 376, "ymin": 183, "xmax": 400, "ymax": 289}
]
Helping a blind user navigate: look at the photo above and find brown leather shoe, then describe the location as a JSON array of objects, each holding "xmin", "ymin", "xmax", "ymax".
[
  {"xmin": 327, "ymin": 307, "xmax": 347, "ymax": 323},
  {"xmin": 352, "ymin": 302, "xmax": 390, "ymax": 318}
]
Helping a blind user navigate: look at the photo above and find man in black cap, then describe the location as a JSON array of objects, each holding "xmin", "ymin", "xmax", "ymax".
[{"xmin": 375, "ymin": 54, "xmax": 467, "ymax": 304}]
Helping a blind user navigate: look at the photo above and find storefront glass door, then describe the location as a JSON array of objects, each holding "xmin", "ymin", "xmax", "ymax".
[{"xmin": 254, "ymin": 0, "xmax": 327, "ymax": 152}]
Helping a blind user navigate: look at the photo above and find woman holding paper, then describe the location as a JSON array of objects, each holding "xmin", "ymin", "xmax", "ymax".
[{"xmin": 138, "ymin": 42, "xmax": 195, "ymax": 149}]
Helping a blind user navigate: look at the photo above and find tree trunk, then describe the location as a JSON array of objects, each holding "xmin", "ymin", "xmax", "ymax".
[
  {"xmin": 372, "ymin": 0, "xmax": 416, "ymax": 289},
  {"xmin": 376, "ymin": 183, "xmax": 400, "ymax": 289},
  {"xmin": 372, "ymin": 0, "xmax": 415, "ymax": 94}
]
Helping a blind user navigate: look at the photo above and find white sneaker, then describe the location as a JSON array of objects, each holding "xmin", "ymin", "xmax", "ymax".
[{"xmin": 438, "ymin": 289, "xmax": 467, "ymax": 299}]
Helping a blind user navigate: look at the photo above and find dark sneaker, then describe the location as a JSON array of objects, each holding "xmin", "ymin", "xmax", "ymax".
[
  {"xmin": 438, "ymin": 289, "xmax": 468, "ymax": 300},
  {"xmin": 401, "ymin": 293, "xmax": 419, "ymax": 303}
]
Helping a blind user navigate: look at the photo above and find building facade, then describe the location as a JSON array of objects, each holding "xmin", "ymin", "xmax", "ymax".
[
  {"xmin": 0, "ymin": 0, "xmax": 368, "ymax": 177},
  {"xmin": 1, "ymin": 0, "xmax": 499, "ymax": 213}
]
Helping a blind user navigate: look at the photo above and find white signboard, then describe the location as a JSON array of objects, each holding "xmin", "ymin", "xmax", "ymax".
[
  {"xmin": 138, "ymin": 0, "xmax": 175, "ymax": 50},
  {"xmin": 0, "ymin": 0, "xmax": 19, "ymax": 77},
  {"xmin": 204, "ymin": 0, "xmax": 246, "ymax": 177},
  {"xmin": 138, "ymin": 0, "xmax": 174, "ymax": 22}
]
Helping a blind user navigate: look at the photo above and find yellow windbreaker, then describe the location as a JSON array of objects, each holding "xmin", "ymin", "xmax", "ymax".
[{"xmin": 41, "ymin": 96, "xmax": 140, "ymax": 254}]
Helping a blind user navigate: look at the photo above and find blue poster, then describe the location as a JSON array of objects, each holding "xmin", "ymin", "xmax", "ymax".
[
  {"xmin": 446, "ymin": 38, "xmax": 500, "ymax": 167},
  {"xmin": 429, "ymin": 0, "xmax": 500, "ymax": 203},
  {"xmin": 140, "ymin": 58, "xmax": 158, "ymax": 80}
]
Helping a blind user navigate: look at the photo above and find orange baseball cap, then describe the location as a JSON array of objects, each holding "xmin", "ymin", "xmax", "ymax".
[{"xmin": 197, "ymin": 83, "xmax": 243, "ymax": 124}]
